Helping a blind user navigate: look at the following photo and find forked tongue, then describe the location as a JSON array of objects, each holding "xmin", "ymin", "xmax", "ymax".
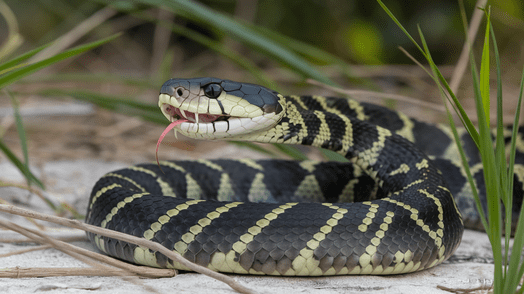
[{"xmin": 156, "ymin": 119, "xmax": 188, "ymax": 170}]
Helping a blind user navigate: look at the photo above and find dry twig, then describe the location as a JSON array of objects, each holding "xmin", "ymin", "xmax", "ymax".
[
  {"xmin": 0, "ymin": 204, "xmax": 257, "ymax": 294},
  {"xmin": 307, "ymin": 78, "xmax": 446, "ymax": 112},
  {"xmin": 28, "ymin": 7, "xmax": 118, "ymax": 63},
  {"xmin": 0, "ymin": 244, "xmax": 51, "ymax": 258},
  {"xmin": 0, "ymin": 219, "xmax": 176, "ymax": 279},
  {"xmin": 449, "ymin": 0, "xmax": 489, "ymax": 94},
  {"xmin": 437, "ymin": 284, "xmax": 493, "ymax": 293}
]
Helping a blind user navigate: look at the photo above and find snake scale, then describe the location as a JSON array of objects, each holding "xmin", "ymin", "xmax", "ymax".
[{"xmin": 86, "ymin": 77, "xmax": 523, "ymax": 276}]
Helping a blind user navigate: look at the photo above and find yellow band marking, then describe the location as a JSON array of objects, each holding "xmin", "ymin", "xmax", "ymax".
[
  {"xmin": 311, "ymin": 96, "xmax": 355, "ymax": 151},
  {"xmin": 294, "ymin": 175, "xmax": 323, "ymax": 202},
  {"xmin": 172, "ymin": 202, "xmax": 242, "ymax": 256},
  {"xmin": 383, "ymin": 192, "xmax": 446, "ymax": 264},
  {"xmin": 142, "ymin": 199, "xmax": 205, "ymax": 241},
  {"xmin": 219, "ymin": 203, "xmax": 297, "ymax": 274},
  {"xmin": 217, "ymin": 173, "xmax": 235, "ymax": 201},
  {"xmin": 197, "ymin": 159, "xmax": 223, "ymax": 171},
  {"xmin": 395, "ymin": 111, "xmax": 415, "ymax": 142},
  {"xmin": 158, "ymin": 161, "xmax": 186, "ymax": 172},
  {"xmin": 357, "ymin": 202, "xmax": 379, "ymax": 232},
  {"xmin": 134, "ymin": 199, "xmax": 206, "ymax": 267},
  {"xmin": 100, "ymin": 192, "xmax": 148, "ymax": 229},
  {"xmin": 359, "ymin": 210, "xmax": 395, "ymax": 271},
  {"xmin": 236, "ymin": 158, "xmax": 264, "ymax": 170},
  {"xmin": 89, "ymin": 182, "xmax": 123, "ymax": 210},
  {"xmin": 293, "ymin": 203, "xmax": 349, "ymax": 276},
  {"xmin": 129, "ymin": 166, "xmax": 175, "ymax": 197},
  {"xmin": 299, "ymin": 160, "xmax": 319, "ymax": 173},
  {"xmin": 415, "ymin": 159, "xmax": 429, "ymax": 170},
  {"xmin": 390, "ymin": 163, "xmax": 410, "ymax": 176},
  {"xmin": 247, "ymin": 173, "xmax": 270, "ymax": 202},
  {"xmin": 311, "ymin": 110, "xmax": 332, "ymax": 147}
]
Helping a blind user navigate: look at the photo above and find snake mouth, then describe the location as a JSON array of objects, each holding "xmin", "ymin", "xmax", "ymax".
[{"xmin": 163, "ymin": 103, "xmax": 225, "ymax": 124}]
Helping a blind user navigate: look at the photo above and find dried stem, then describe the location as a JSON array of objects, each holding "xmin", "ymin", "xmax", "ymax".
[
  {"xmin": 449, "ymin": 0, "xmax": 489, "ymax": 94},
  {"xmin": 307, "ymin": 78, "xmax": 446, "ymax": 112},
  {"xmin": 0, "ymin": 204, "xmax": 257, "ymax": 294},
  {"xmin": 0, "ymin": 219, "xmax": 176, "ymax": 278},
  {"xmin": 0, "ymin": 244, "xmax": 52, "ymax": 258}
]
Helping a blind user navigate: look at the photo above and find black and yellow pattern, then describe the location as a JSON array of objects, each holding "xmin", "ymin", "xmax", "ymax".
[{"xmin": 86, "ymin": 78, "xmax": 521, "ymax": 276}]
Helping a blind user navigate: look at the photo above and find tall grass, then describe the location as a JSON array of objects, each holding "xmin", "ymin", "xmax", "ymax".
[
  {"xmin": 0, "ymin": 34, "xmax": 120, "ymax": 190},
  {"xmin": 378, "ymin": 1, "xmax": 524, "ymax": 292}
]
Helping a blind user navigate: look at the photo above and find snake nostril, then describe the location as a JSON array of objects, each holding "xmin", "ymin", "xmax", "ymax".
[{"xmin": 176, "ymin": 88, "xmax": 184, "ymax": 97}]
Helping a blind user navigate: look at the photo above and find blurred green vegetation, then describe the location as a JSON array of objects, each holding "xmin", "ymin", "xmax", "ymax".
[{"xmin": 4, "ymin": 0, "xmax": 524, "ymax": 68}]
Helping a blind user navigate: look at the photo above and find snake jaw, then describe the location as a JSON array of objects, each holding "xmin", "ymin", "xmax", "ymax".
[{"xmin": 165, "ymin": 104, "xmax": 223, "ymax": 124}]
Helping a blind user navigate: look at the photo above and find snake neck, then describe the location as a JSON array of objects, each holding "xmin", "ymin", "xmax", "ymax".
[{"xmin": 246, "ymin": 95, "xmax": 447, "ymax": 196}]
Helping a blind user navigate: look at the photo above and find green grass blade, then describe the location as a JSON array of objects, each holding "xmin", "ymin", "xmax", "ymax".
[
  {"xmin": 420, "ymin": 27, "xmax": 480, "ymax": 146},
  {"xmin": 503, "ymin": 67, "xmax": 524, "ymax": 293},
  {"xmin": 479, "ymin": 9, "xmax": 491, "ymax": 125},
  {"xmin": 7, "ymin": 92, "xmax": 31, "ymax": 183},
  {"xmin": 8, "ymin": 93, "xmax": 28, "ymax": 163},
  {"xmin": 20, "ymin": 73, "xmax": 157, "ymax": 88},
  {"xmin": 490, "ymin": 24, "xmax": 506, "ymax": 201},
  {"xmin": 320, "ymin": 149, "xmax": 349, "ymax": 162},
  {"xmin": 40, "ymin": 89, "xmax": 159, "ymax": 112},
  {"xmin": 0, "ymin": 139, "xmax": 44, "ymax": 189},
  {"xmin": 161, "ymin": 21, "xmax": 279, "ymax": 90},
  {"xmin": 376, "ymin": 1, "xmax": 425, "ymax": 55},
  {"xmin": 38, "ymin": 89, "xmax": 166, "ymax": 125},
  {"xmin": 489, "ymin": 21, "xmax": 512, "ymax": 280},
  {"xmin": 417, "ymin": 26, "xmax": 488, "ymax": 230},
  {"xmin": 250, "ymin": 25, "xmax": 341, "ymax": 64},
  {"xmin": 444, "ymin": 104, "xmax": 489, "ymax": 232},
  {"xmin": 0, "ymin": 43, "xmax": 51, "ymax": 74},
  {"xmin": 132, "ymin": 0, "xmax": 334, "ymax": 85},
  {"xmin": 378, "ymin": 1, "xmax": 479, "ymax": 145},
  {"xmin": 0, "ymin": 33, "xmax": 121, "ymax": 90},
  {"xmin": 123, "ymin": 8, "xmax": 278, "ymax": 90},
  {"xmin": 469, "ymin": 31, "xmax": 504, "ymax": 292},
  {"xmin": 273, "ymin": 144, "xmax": 309, "ymax": 160}
]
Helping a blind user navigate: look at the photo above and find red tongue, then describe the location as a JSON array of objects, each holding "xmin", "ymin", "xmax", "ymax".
[{"xmin": 156, "ymin": 119, "xmax": 188, "ymax": 169}]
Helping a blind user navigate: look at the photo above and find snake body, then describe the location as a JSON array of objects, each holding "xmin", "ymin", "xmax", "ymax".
[{"xmin": 86, "ymin": 78, "xmax": 521, "ymax": 276}]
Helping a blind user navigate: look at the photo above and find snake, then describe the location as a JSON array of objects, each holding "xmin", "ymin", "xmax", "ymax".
[{"xmin": 85, "ymin": 77, "xmax": 523, "ymax": 276}]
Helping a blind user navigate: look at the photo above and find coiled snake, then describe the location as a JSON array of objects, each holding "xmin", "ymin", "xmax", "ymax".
[{"xmin": 86, "ymin": 77, "xmax": 522, "ymax": 276}]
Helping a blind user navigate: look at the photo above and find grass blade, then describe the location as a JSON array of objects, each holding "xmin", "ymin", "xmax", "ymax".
[
  {"xmin": 7, "ymin": 92, "xmax": 31, "ymax": 185},
  {"xmin": 273, "ymin": 144, "xmax": 309, "ymax": 160},
  {"xmin": 130, "ymin": 0, "xmax": 334, "ymax": 85},
  {"xmin": 0, "ymin": 43, "xmax": 51, "ymax": 75},
  {"xmin": 378, "ymin": 0, "xmax": 480, "ymax": 146},
  {"xmin": 122, "ymin": 8, "xmax": 279, "ymax": 90},
  {"xmin": 469, "ymin": 23, "xmax": 504, "ymax": 292},
  {"xmin": 38, "ymin": 89, "xmax": 166, "ymax": 125},
  {"xmin": 0, "ymin": 139, "xmax": 44, "ymax": 189},
  {"xmin": 489, "ymin": 21, "xmax": 511, "ymax": 280},
  {"xmin": 0, "ymin": 33, "xmax": 121, "ymax": 90},
  {"xmin": 479, "ymin": 8, "xmax": 491, "ymax": 125},
  {"xmin": 503, "ymin": 66, "xmax": 524, "ymax": 294}
]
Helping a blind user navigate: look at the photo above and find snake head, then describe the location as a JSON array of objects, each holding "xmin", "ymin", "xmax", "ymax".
[{"xmin": 158, "ymin": 78, "xmax": 285, "ymax": 139}]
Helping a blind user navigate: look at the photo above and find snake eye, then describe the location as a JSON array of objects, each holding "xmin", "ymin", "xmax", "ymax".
[{"xmin": 203, "ymin": 83, "xmax": 222, "ymax": 98}]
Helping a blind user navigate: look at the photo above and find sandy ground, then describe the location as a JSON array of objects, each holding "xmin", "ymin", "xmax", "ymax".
[{"xmin": 0, "ymin": 159, "xmax": 496, "ymax": 294}]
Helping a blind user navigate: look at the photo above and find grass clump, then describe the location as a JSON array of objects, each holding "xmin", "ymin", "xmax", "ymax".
[{"xmin": 379, "ymin": 1, "xmax": 524, "ymax": 292}]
